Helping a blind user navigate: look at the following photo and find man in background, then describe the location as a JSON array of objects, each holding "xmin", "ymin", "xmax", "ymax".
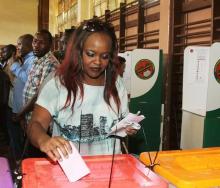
[
  {"xmin": 18, "ymin": 29, "xmax": 59, "ymax": 157},
  {"xmin": 54, "ymin": 27, "xmax": 75, "ymax": 62},
  {"xmin": 0, "ymin": 60, "xmax": 10, "ymax": 146},
  {"xmin": 0, "ymin": 45, "xmax": 17, "ymax": 155},
  {"xmin": 117, "ymin": 56, "xmax": 126, "ymax": 77},
  {"xmin": 8, "ymin": 34, "xmax": 35, "ymax": 160},
  {"xmin": 18, "ymin": 30, "xmax": 59, "ymax": 125},
  {"xmin": 1, "ymin": 44, "xmax": 17, "ymax": 83},
  {"xmin": 0, "ymin": 47, "xmax": 5, "ymax": 68}
]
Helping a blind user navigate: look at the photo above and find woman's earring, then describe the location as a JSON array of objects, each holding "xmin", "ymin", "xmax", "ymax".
[
  {"xmin": 104, "ymin": 69, "xmax": 106, "ymax": 84},
  {"xmin": 81, "ymin": 63, "xmax": 84, "ymax": 71},
  {"xmin": 80, "ymin": 58, "xmax": 84, "ymax": 71}
]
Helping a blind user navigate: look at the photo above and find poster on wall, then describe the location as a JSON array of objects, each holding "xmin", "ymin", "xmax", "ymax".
[
  {"xmin": 186, "ymin": 48, "xmax": 209, "ymax": 84},
  {"xmin": 134, "ymin": 59, "xmax": 155, "ymax": 80},
  {"xmin": 131, "ymin": 49, "xmax": 159, "ymax": 98}
]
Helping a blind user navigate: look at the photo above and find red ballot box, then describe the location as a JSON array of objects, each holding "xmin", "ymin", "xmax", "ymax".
[
  {"xmin": 22, "ymin": 154, "xmax": 168, "ymax": 188},
  {"xmin": 0, "ymin": 157, "xmax": 13, "ymax": 188}
]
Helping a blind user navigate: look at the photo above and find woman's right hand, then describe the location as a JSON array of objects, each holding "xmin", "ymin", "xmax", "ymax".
[{"xmin": 39, "ymin": 136, "xmax": 72, "ymax": 162}]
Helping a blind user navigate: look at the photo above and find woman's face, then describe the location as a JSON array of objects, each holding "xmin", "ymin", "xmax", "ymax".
[{"xmin": 82, "ymin": 32, "xmax": 112, "ymax": 85}]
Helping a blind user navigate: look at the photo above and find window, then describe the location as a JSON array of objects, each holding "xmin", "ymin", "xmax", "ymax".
[{"xmin": 57, "ymin": 0, "xmax": 78, "ymax": 32}]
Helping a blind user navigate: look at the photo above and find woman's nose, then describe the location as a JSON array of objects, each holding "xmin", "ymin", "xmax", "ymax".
[{"xmin": 94, "ymin": 56, "xmax": 101, "ymax": 65}]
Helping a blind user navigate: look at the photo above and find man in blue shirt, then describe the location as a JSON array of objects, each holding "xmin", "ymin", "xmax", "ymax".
[
  {"xmin": 11, "ymin": 34, "xmax": 35, "ymax": 114},
  {"xmin": 8, "ymin": 34, "xmax": 35, "ymax": 160}
]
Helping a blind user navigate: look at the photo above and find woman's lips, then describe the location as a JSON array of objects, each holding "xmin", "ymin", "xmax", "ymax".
[{"xmin": 90, "ymin": 67, "xmax": 101, "ymax": 72}]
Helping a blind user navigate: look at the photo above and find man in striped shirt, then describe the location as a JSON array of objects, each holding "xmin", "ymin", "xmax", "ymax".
[{"xmin": 19, "ymin": 30, "xmax": 59, "ymax": 127}]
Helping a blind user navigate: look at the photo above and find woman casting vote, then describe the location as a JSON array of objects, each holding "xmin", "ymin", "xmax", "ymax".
[{"xmin": 27, "ymin": 18, "xmax": 137, "ymax": 162}]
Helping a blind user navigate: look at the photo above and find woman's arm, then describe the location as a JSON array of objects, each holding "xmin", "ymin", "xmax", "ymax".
[{"xmin": 27, "ymin": 104, "xmax": 72, "ymax": 162}]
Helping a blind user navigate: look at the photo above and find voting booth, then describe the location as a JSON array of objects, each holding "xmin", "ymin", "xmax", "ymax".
[
  {"xmin": 181, "ymin": 43, "xmax": 220, "ymax": 149},
  {"xmin": 120, "ymin": 49, "xmax": 163, "ymax": 154}
]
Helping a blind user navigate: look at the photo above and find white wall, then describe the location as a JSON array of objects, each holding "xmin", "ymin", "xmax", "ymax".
[{"xmin": 0, "ymin": 0, "xmax": 38, "ymax": 45}]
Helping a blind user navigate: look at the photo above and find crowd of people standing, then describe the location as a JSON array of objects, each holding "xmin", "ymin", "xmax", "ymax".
[
  {"xmin": 0, "ymin": 29, "xmax": 61, "ymax": 162},
  {"xmin": 0, "ymin": 18, "xmax": 135, "ymax": 165}
]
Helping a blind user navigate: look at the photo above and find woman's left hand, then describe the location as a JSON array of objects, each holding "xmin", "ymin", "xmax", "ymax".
[{"xmin": 125, "ymin": 125, "xmax": 138, "ymax": 136}]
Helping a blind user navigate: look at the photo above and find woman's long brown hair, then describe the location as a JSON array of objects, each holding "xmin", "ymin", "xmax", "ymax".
[{"xmin": 56, "ymin": 18, "xmax": 121, "ymax": 113}]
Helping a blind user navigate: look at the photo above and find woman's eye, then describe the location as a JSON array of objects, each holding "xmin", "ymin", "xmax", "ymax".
[
  {"xmin": 86, "ymin": 51, "xmax": 95, "ymax": 57},
  {"xmin": 101, "ymin": 54, "xmax": 110, "ymax": 60}
]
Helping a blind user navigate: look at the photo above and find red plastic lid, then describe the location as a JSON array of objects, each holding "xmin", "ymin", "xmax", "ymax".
[{"xmin": 22, "ymin": 154, "xmax": 167, "ymax": 188}]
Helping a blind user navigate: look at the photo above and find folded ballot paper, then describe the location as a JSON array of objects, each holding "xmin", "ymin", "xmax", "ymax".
[
  {"xmin": 58, "ymin": 141, "xmax": 90, "ymax": 182},
  {"xmin": 108, "ymin": 112, "xmax": 145, "ymax": 137}
]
